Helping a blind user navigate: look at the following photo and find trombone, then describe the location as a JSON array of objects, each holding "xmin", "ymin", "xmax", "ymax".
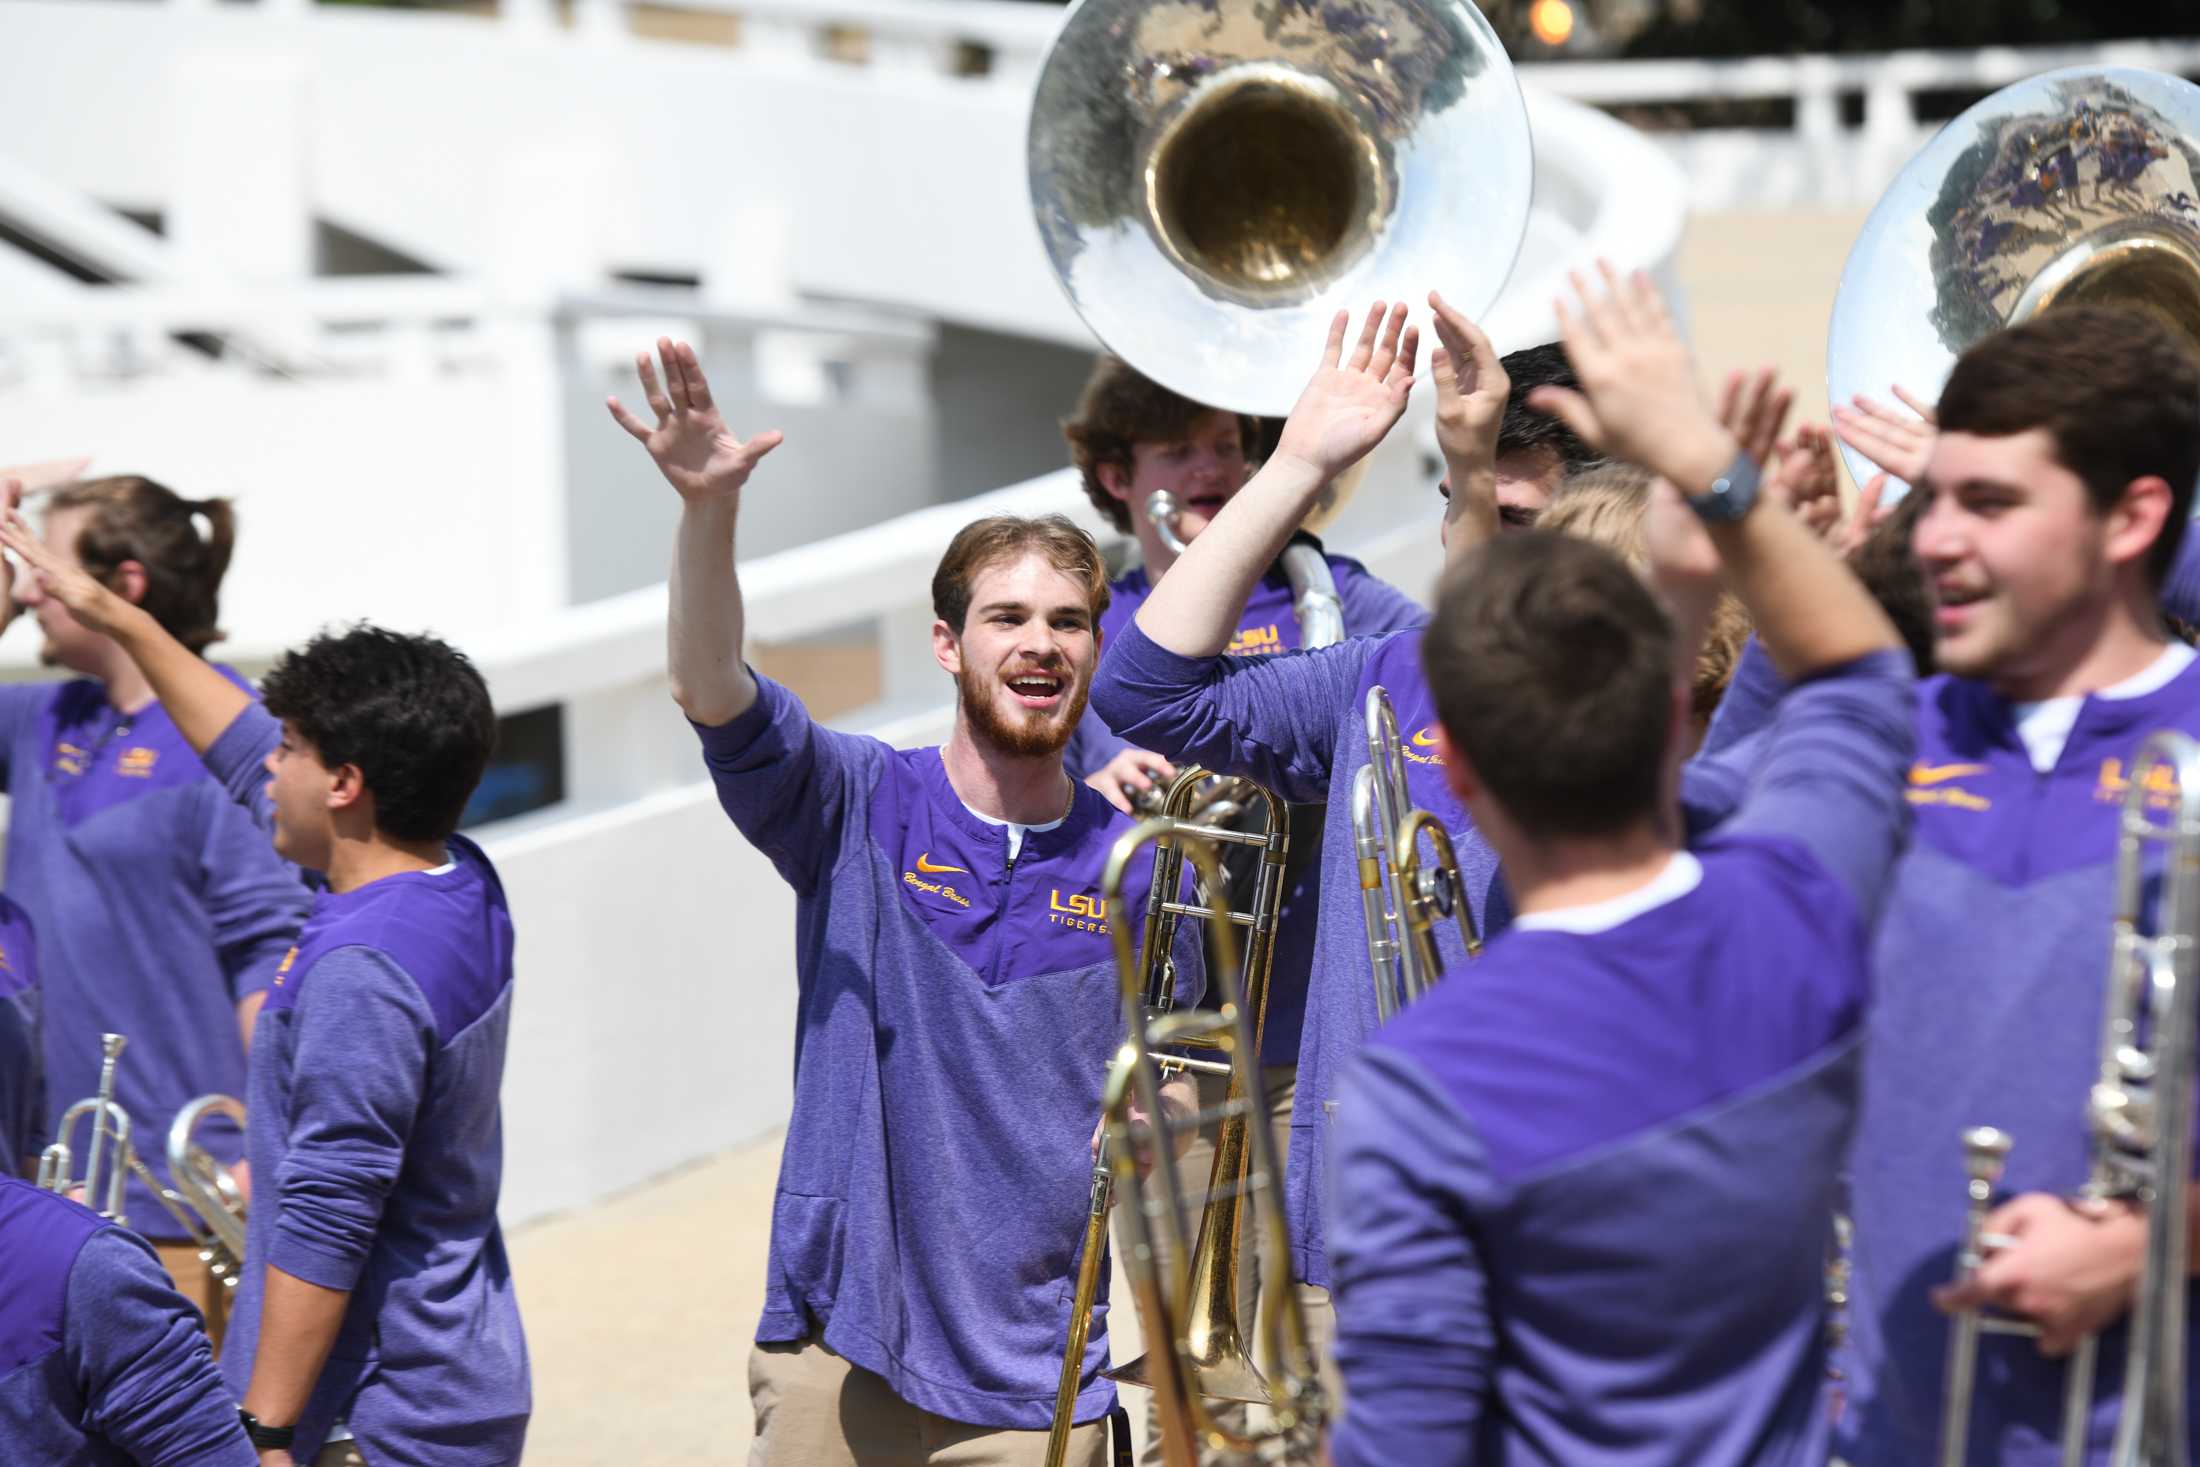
[
  {"xmin": 1046, "ymin": 768, "xmax": 1306, "ymax": 1466},
  {"xmin": 39, "ymin": 1032, "xmax": 250, "ymax": 1346},
  {"xmin": 1352, "ymin": 684, "xmax": 1479, "ymax": 1023},
  {"xmin": 1937, "ymin": 730, "xmax": 2200, "ymax": 1467}
]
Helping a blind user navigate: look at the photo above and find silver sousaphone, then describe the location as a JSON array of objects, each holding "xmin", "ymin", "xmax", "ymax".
[
  {"xmin": 1026, "ymin": 0, "xmax": 1533, "ymax": 424},
  {"xmin": 1829, "ymin": 66, "xmax": 2200, "ymax": 496}
]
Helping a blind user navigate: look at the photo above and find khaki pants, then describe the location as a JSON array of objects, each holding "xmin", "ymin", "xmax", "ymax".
[
  {"xmin": 749, "ymin": 1334, "xmax": 1107, "ymax": 1467},
  {"xmin": 152, "ymin": 1239, "xmax": 231, "ymax": 1358},
  {"xmin": 1129, "ymin": 1065, "xmax": 1341, "ymax": 1463}
]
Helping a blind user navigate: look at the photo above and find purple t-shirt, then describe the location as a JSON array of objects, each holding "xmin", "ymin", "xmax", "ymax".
[
  {"xmin": 0, "ymin": 675, "xmax": 307, "ymax": 1237},
  {"xmin": 0, "ymin": 896, "xmax": 42, "ymax": 1174},
  {"xmin": 202, "ymin": 707, "xmax": 530, "ymax": 1465},
  {"xmin": 1067, "ymin": 548, "xmax": 1426, "ymax": 1074},
  {"xmin": 1326, "ymin": 648, "xmax": 1914, "ymax": 1467},
  {"xmin": 1831, "ymin": 660, "xmax": 2200, "ymax": 1467},
  {"xmin": 0, "ymin": 1175, "xmax": 255, "ymax": 1467},
  {"xmin": 694, "ymin": 672, "xmax": 1200, "ymax": 1429}
]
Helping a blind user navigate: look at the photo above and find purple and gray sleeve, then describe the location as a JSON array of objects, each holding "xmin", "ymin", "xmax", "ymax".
[
  {"xmin": 1699, "ymin": 636, "xmax": 1784, "ymax": 760},
  {"xmin": 267, "ymin": 948, "xmax": 431, "ymax": 1293},
  {"xmin": 1061, "ymin": 706, "xmax": 1130, "ymax": 784},
  {"xmin": 202, "ymin": 702, "xmax": 284, "ymax": 831},
  {"xmin": 1088, "ymin": 622, "xmax": 1368, "ymax": 805},
  {"xmin": 1720, "ymin": 647, "xmax": 1916, "ymax": 924},
  {"xmin": 694, "ymin": 672, "xmax": 879, "ymax": 895},
  {"xmin": 66, "ymin": 1227, "xmax": 257, "ymax": 1466},
  {"xmin": 1333, "ymin": 558, "xmax": 1427, "ymax": 638},
  {"xmin": 1327, "ymin": 1047, "xmax": 1497, "ymax": 1467},
  {"xmin": 0, "ymin": 683, "xmax": 46, "ymax": 788}
]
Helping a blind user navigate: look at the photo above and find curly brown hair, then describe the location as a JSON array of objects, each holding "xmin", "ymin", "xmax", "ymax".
[{"xmin": 1061, "ymin": 356, "xmax": 1259, "ymax": 534}]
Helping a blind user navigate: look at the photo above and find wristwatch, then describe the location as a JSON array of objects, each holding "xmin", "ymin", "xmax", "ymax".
[
  {"xmin": 1686, "ymin": 451, "xmax": 1763, "ymax": 523},
  {"xmin": 237, "ymin": 1410, "xmax": 296, "ymax": 1451}
]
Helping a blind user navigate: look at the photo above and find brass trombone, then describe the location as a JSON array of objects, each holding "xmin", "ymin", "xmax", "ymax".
[
  {"xmin": 1936, "ymin": 730, "xmax": 2200, "ymax": 1467},
  {"xmin": 1352, "ymin": 684, "xmax": 1479, "ymax": 1023},
  {"xmin": 39, "ymin": 1032, "xmax": 249, "ymax": 1344},
  {"xmin": 1045, "ymin": 768, "xmax": 1303, "ymax": 1466}
]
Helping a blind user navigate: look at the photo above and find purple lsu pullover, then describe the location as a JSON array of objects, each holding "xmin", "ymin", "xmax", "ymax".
[
  {"xmin": 200, "ymin": 707, "xmax": 530, "ymax": 1466},
  {"xmin": 1833, "ymin": 661, "xmax": 2200, "ymax": 1467},
  {"xmin": 0, "ymin": 895, "xmax": 43, "ymax": 1172},
  {"xmin": 1326, "ymin": 649, "xmax": 1915, "ymax": 1467},
  {"xmin": 1065, "ymin": 549, "xmax": 1427, "ymax": 1072},
  {"xmin": 0, "ymin": 677, "xmax": 307, "ymax": 1238},
  {"xmin": 0, "ymin": 1176, "xmax": 255, "ymax": 1467},
  {"xmin": 696, "ymin": 672, "xmax": 1200, "ymax": 1428}
]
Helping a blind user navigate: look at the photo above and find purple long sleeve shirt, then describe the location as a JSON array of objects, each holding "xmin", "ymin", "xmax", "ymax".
[
  {"xmin": 0, "ymin": 896, "xmax": 42, "ymax": 1174},
  {"xmin": 1327, "ymin": 648, "xmax": 1916, "ymax": 1467},
  {"xmin": 0, "ymin": 675, "xmax": 308, "ymax": 1237},
  {"xmin": 1065, "ymin": 548, "xmax": 1426, "ymax": 1072},
  {"xmin": 1828, "ymin": 660, "xmax": 2200, "ymax": 1467},
  {"xmin": 0, "ymin": 1176, "xmax": 256, "ymax": 1467},
  {"xmin": 696, "ymin": 672, "xmax": 1199, "ymax": 1429},
  {"xmin": 201, "ymin": 707, "xmax": 530, "ymax": 1466}
]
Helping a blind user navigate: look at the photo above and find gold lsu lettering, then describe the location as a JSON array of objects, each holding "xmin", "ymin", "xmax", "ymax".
[
  {"xmin": 904, "ymin": 870, "xmax": 973, "ymax": 909},
  {"xmin": 117, "ymin": 747, "xmax": 159, "ymax": 779},
  {"xmin": 2096, "ymin": 756, "xmax": 2184, "ymax": 811},
  {"xmin": 1049, "ymin": 890, "xmax": 1110, "ymax": 934},
  {"xmin": 1228, "ymin": 623, "xmax": 1286, "ymax": 656}
]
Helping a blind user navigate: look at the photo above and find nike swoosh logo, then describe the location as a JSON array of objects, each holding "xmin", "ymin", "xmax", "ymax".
[
  {"xmin": 1909, "ymin": 762, "xmax": 1989, "ymax": 787},
  {"xmin": 1410, "ymin": 728, "xmax": 1440, "ymax": 748},
  {"xmin": 915, "ymin": 853, "xmax": 968, "ymax": 875}
]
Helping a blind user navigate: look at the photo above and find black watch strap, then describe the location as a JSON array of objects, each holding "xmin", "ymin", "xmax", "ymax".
[{"xmin": 237, "ymin": 1409, "xmax": 297, "ymax": 1450}]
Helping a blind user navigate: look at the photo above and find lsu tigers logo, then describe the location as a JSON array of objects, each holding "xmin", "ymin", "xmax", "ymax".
[
  {"xmin": 1049, "ymin": 889, "xmax": 1110, "ymax": 934},
  {"xmin": 1906, "ymin": 761, "xmax": 1991, "ymax": 812},
  {"xmin": 2095, "ymin": 756, "xmax": 2184, "ymax": 811},
  {"xmin": 117, "ymin": 747, "xmax": 159, "ymax": 779},
  {"xmin": 1403, "ymin": 726, "xmax": 1446, "ymax": 767},
  {"xmin": 272, "ymin": 946, "xmax": 300, "ymax": 988},
  {"xmin": 1228, "ymin": 623, "xmax": 1286, "ymax": 656}
]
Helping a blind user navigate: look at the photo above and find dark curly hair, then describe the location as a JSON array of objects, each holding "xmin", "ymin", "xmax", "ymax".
[
  {"xmin": 1499, "ymin": 343, "xmax": 1602, "ymax": 472},
  {"xmin": 1061, "ymin": 356, "xmax": 1259, "ymax": 534},
  {"xmin": 261, "ymin": 624, "xmax": 497, "ymax": 844}
]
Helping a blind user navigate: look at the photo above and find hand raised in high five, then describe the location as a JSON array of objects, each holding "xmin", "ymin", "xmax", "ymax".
[
  {"xmin": 1272, "ymin": 302, "xmax": 1419, "ymax": 481},
  {"xmin": 1528, "ymin": 263, "xmax": 1736, "ymax": 494},
  {"xmin": 1428, "ymin": 291, "xmax": 1507, "ymax": 551},
  {"xmin": 607, "ymin": 337, "xmax": 784, "ymax": 505},
  {"xmin": 1832, "ymin": 385, "xmax": 1936, "ymax": 487}
]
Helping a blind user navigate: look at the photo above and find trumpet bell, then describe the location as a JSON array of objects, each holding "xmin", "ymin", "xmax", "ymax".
[
  {"xmin": 1027, "ymin": 0, "xmax": 1532, "ymax": 416},
  {"xmin": 1828, "ymin": 66, "xmax": 2200, "ymax": 495}
]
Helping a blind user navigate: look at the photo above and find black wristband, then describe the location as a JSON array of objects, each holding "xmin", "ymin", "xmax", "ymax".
[{"xmin": 237, "ymin": 1409, "xmax": 297, "ymax": 1450}]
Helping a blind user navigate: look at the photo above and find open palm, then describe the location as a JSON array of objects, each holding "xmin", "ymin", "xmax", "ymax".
[
  {"xmin": 1274, "ymin": 303, "xmax": 1418, "ymax": 479},
  {"xmin": 607, "ymin": 337, "xmax": 783, "ymax": 503}
]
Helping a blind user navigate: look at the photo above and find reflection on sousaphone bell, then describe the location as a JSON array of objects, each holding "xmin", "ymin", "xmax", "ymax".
[
  {"xmin": 1828, "ymin": 66, "xmax": 2200, "ymax": 495},
  {"xmin": 1026, "ymin": 0, "xmax": 1534, "ymax": 419}
]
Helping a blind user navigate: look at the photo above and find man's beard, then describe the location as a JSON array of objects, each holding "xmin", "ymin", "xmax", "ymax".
[{"xmin": 958, "ymin": 661, "xmax": 1090, "ymax": 759}]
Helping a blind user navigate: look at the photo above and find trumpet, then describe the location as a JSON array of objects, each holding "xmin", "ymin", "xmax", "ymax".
[
  {"xmin": 1936, "ymin": 730, "xmax": 2200, "ymax": 1467},
  {"xmin": 1045, "ymin": 768, "xmax": 1300, "ymax": 1466},
  {"xmin": 39, "ymin": 1032, "xmax": 249, "ymax": 1345},
  {"xmin": 1352, "ymin": 685, "xmax": 1478, "ymax": 1023}
]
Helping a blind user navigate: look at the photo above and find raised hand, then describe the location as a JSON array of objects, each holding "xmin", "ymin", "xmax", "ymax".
[
  {"xmin": 607, "ymin": 337, "xmax": 784, "ymax": 505},
  {"xmin": 1429, "ymin": 291, "xmax": 1508, "ymax": 476},
  {"xmin": 1832, "ymin": 385, "xmax": 1936, "ymax": 486},
  {"xmin": 1767, "ymin": 424, "xmax": 1842, "ymax": 540},
  {"xmin": 1527, "ymin": 263, "xmax": 1734, "ymax": 494},
  {"xmin": 1717, "ymin": 367, "xmax": 1793, "ymax": 470},
  {"xmin": 1272, "ymin": 302, "xmax": 1419, "ymax": 481},
  {"xmin": 0, "ymin": 503, "xmax": 131, "ymax": 637}
]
